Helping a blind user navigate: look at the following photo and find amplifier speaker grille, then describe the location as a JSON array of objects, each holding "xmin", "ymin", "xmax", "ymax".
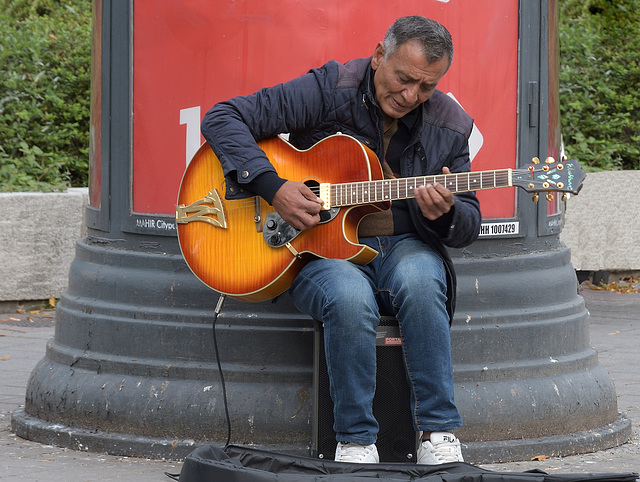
[{"xmin": 311, "ymin": 316, "xmax": 417, "ymax": 463}]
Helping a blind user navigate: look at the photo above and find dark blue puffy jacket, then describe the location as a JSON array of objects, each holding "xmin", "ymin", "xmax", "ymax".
[{"xmin": 201, "ymin": 57, "xmax": 481, "ymax": 321}]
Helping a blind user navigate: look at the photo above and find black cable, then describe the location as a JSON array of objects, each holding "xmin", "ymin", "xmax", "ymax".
[
  {"xmin": 164, "ymin": 294, "xmax": 230, "ymax": 481},
  {"xmin": 211, "ymin": 294, "xmax": 232, "ymax": 449}
]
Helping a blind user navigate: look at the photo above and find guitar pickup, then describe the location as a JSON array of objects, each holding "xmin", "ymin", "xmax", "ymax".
[{"xmin": 319, "ymin": 183, "xmax": 331, "ymax": 210}]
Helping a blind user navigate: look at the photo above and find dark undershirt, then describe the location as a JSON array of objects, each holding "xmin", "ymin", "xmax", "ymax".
[{"xmin": 358, "ymin": 109, "xmax": 419, "ymax": 237}]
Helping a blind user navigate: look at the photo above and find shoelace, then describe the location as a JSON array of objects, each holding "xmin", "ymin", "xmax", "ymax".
[
  {"xmin": 335, "ymin": 444, "xmax": 375, "ymax": 462},
  {"xmin": 423, "ymin": 439, "xmax": 461, "ymax": 463}
]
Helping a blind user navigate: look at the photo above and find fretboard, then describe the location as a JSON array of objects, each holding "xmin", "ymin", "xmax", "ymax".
[{"xmin": 330, "ymin": 169, "xmax": 513, "ymax": 207}]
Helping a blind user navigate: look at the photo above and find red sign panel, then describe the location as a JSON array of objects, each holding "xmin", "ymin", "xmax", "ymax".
[{"xmin": 132, "ymin": 0, "xmax": 519, "ymax": 219}]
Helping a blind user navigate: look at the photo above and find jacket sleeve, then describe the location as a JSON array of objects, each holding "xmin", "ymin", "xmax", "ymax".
[
  {"xmin": 412, "ymin": 123, "xmax": 482, "ymax": 250},
  {"xmin": 442, "ymin": 130, "xmax": 482, "ymax": 248},
  {"xmin": 200, "ymin": 63, "xmax": 337, "ymax": 202}
]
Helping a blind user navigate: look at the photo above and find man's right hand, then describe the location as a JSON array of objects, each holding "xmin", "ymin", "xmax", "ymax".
[{"xmin": 271, "ymin": 181, "xmax": 323, "ymax": 231}]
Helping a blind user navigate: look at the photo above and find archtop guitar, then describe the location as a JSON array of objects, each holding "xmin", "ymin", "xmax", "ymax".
[{"xmin": 176, "ymin": 134, "xmax": 585, "ymax": 302}]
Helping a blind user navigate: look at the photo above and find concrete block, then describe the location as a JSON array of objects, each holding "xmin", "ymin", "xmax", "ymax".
[
  {"xmin": 0, "ymin": 169, "xmax": 637, "ymax": 301},
  {"xmin": 0, "ymin": 188, "xmax": 88, "ymax": 302},
  {"xmin": 560, "ymin": 171, "xmax": 640, "ymax": 272}
]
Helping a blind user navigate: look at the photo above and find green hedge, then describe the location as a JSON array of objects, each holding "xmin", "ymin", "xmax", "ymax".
[
  {"xmin": 0, "ymin": 0, "xmax": 91, "ymax": 192},
  {"xmin": 1, "ymin": 1, "xmax": 638, "ymax": 193},
  {"xmin": 559, "ymin": 0, "xmax": 640, "ymax": 171}
]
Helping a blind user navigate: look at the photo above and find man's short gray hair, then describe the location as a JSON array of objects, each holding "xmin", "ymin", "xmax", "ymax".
[{"xmin": 383, "ymin": 16, "xmax": 453, "ymax": 70}]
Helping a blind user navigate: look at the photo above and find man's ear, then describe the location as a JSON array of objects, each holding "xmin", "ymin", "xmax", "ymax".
[{"xmin": 371, "ymin": 42, "xmax": 385, "ymax": 70}]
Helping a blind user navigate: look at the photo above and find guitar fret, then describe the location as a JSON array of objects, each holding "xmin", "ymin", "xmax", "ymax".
[{"xmin": 331, "ymin": 168, "xmax": 519, "ymax": 207}]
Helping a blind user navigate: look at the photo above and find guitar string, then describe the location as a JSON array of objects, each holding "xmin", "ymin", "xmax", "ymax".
[{"xmin": 191, "ymin": 171, "xmax": 514, "ymax": 213}]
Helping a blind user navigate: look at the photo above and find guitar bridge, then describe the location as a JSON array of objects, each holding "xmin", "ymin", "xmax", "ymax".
[{"xmin": 176, "ymin": 189, "xmax": 227, "ymax": 228}]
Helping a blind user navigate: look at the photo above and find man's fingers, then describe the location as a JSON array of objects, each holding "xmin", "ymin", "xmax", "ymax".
[
  {"xmin": 271, "ymin": 181, "xmax": 323, "ymax": 230},
  {"xmin": 415, "ymin": 182, "xmax": 454, "ymax": 220}
]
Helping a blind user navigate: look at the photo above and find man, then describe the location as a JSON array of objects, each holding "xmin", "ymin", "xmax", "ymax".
[{"xmin": 201, "ymin": 16, "xmax": 481, "ymax": 464}]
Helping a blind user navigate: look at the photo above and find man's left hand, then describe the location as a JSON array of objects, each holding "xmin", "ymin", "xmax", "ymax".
[{"xmin": 414, "ymin": 167, "xmax": 455, "ymax": 220}]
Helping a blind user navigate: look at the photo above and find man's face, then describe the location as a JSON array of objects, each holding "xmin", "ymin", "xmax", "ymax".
[{"xmin": 371, "ymin": 40, "xmax": 449, "ymax": 122}]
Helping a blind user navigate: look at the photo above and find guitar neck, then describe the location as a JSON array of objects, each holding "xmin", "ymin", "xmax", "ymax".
[{"xmin": 329, "ymin": 169, "xmax": 512, "ymax": 207}]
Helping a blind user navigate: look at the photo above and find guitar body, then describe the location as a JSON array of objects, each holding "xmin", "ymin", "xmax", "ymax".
[{"xmin": 176, "ymin": 134, "xmax": 387, "ymax": 302}]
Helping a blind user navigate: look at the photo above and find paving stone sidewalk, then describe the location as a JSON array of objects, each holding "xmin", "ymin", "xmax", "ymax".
[{"xmin": 0, "ymin": 287, "xmax": 638, "ymax": 481}]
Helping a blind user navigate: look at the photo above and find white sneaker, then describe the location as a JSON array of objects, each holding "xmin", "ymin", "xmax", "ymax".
[
  {"xmin": 416, "ymin": 432, "xmax": 464, "ymax": 464},
  {"xmin": 334, "ymin": 441, "xmax": 379, "ymax": 463}
]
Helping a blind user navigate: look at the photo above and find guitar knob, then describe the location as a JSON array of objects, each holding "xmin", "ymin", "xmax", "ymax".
[
  {"xmin": 270, "ymin": 233, "xmax": 281, "ymax": 245},
  {"xmin": 266, "ymin": 219, "xmax": 277, "ymax": 230}
]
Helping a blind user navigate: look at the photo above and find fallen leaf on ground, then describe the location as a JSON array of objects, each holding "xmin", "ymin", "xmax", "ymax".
[
  {"xmin": 9, "ymin": 318, "xmax": 20, "ymax": 322},
  {"xmin": 582, "ymin": 279, "xmax": 640, "ymax": 293},
  {"xmin": 0, "ymin": 356, "xmax": 10, "ymax": 361},
  {"xmin": 531, "ymin": 455, "xmax": 547, "ymax": 461}
]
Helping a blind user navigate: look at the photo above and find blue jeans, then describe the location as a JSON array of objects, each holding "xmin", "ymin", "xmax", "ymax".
[{"xmin": 289, "ymin": 233, "xmax": 462, "ymax": 445}]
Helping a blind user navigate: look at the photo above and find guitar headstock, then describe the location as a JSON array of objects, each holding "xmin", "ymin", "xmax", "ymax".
[{"xmin": 512, "ymin": 157, "xmax": 586, "ymax": 201}]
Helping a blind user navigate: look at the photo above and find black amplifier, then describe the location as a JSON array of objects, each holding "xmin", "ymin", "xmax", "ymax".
[{"xmin": 311, "ymin": 316, "xmax": 417, "ymax": 463}]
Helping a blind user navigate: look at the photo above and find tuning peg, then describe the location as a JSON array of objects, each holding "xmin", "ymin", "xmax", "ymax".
[
  {"xmin": 546, "ymin": 192, "xmax": 555, "ymax": 202},
  {"xmin": 562, "ymin": 155, "xmax": 568, "ymax": 162},
  {"xmin": 532, "ymin": 157, "xmax": 540, "ymax": 164},
  {"xmin": 533, "ymin": 193, "xmax": 539, "ymax": 202},
  {"xmin": 562, "ymin": 193, "xmax": 568, "ymax": 201},
  {"xmin": 545, "ymin": 157, "xmax": 555, "ymax": 164}
]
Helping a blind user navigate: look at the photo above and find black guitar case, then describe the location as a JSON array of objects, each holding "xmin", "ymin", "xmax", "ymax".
[{"xmin": 176, "ymin": 444, "xmax": 638, "ymax": 482}]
